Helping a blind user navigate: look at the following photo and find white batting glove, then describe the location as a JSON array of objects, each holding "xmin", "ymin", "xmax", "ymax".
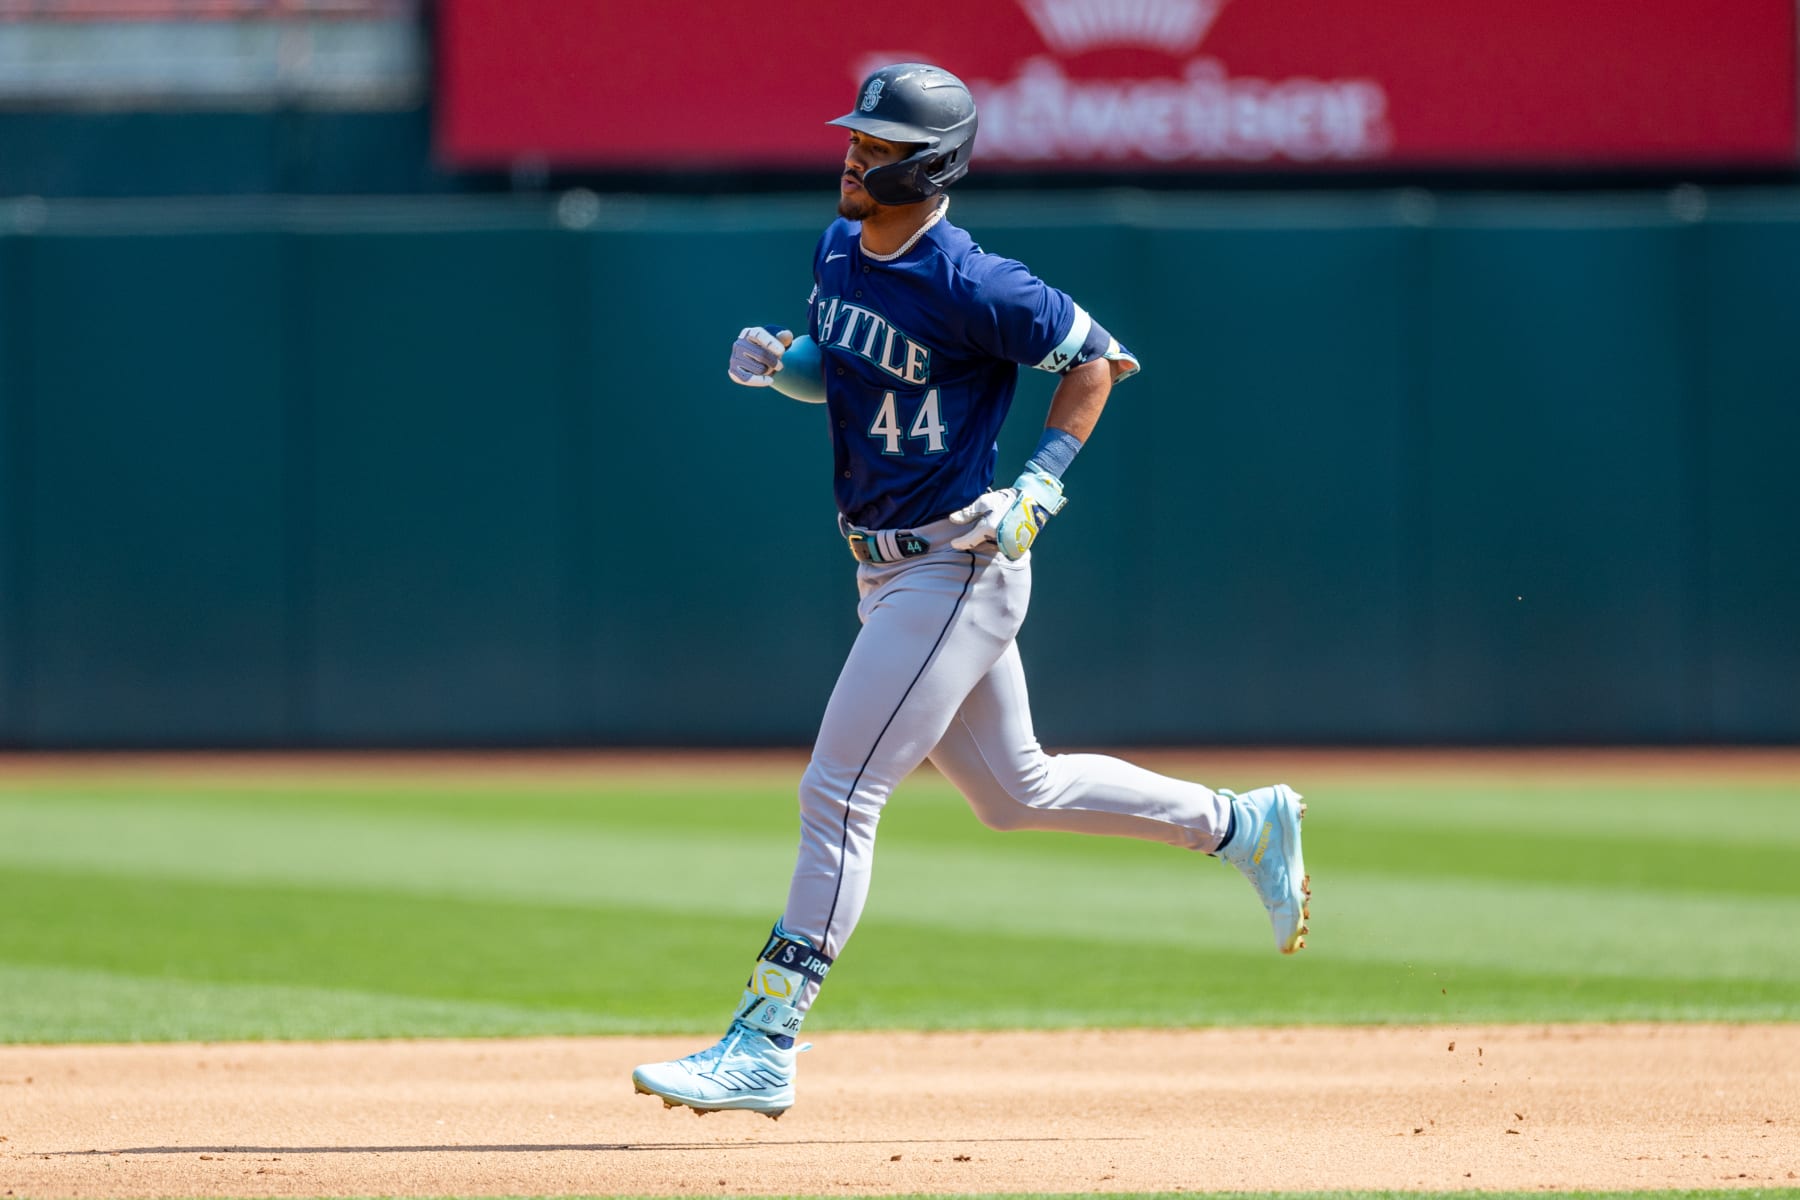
[
  {"xmin": 949, "ymin": 488, "xmax": 1014, "ymax": 552},
  {"xmin": 728, "ymin": 326, "xmax": 794, "ymax": 387},
  {"xmin": 950, "ymin": 470, "xmax": 1068, "ymax": 560}
]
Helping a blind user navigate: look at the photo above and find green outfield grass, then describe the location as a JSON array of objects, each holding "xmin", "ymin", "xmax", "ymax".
[{"xmin": 1, "ymin": 755, "xmax": 1796, "ymax": 1043}]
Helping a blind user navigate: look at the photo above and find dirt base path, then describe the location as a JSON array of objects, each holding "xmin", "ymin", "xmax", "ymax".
[{"xmin": 4, "ymin": 1026, "xmax": 1797, "ymax": 1197}]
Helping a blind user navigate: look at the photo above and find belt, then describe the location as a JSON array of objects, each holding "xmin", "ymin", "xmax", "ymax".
[{"xmin": 845, "ymin": 527, "xmax": 932, "ymax": 564}]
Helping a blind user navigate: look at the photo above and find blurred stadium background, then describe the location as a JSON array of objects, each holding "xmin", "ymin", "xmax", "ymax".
[{"xmin": 0, "ymin": 0, "xmax": 1796, "ymax": 751}]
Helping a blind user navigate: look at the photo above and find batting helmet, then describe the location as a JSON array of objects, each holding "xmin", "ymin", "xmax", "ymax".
[{"xmin": 828, "ymin": 63, "xmax": 978, "ymax": 206}]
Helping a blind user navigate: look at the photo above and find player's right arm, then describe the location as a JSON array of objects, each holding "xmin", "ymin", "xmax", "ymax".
[
  {"xmin": 727, "ymin": 326, "xmax": 826, "ymax": 403},
  {"xmin": 724, "ymin": 231, "xmax": 835, "ymax": 403}
]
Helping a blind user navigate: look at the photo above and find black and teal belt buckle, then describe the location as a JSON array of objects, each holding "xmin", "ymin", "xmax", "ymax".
[{"xmin": 847, "ymin": 531, "xmax": 930, "ymax": 564}]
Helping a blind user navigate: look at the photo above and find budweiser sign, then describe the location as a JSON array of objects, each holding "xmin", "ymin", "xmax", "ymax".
[
  {"xmin": 971, "ymin": 55, "xmax": 1390, "ymax": 164},
  {"xmin": 855, "ymin": 0, "xmax": 1391, "ymax": 164},
  {"xmin": 437, "ymin": 0, "xmax": 1799, "ymax": 172}
]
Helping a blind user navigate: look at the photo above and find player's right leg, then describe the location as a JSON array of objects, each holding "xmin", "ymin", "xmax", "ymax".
[
  {"xmin": 1211, "ymin": 783, "xmax": 1310, "ymax": 953},
  {"xmin": 927, "ymin": 641, "xmax": 1233, "ymax": 847},
  {"xmin": 928, "ymin": 644, "xmax": 1310, "ymax": 952}
]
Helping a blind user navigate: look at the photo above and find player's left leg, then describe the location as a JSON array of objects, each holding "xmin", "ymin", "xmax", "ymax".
[
  {"xmin": 927, "ymin": 642, "xmax": 1310, "ymax": 953},
  {"xmin": 634, "ymin": 541, "xmax": 1030, "ymax": 1117},
  {"xmin": 628, "ymin": 922, "xmax": 820, "ymax": 1119}
]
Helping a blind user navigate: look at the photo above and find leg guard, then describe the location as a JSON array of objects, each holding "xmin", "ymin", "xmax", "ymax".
[
  {"xmin": 735, "ymin": 923, "xmax": 834, "ymax": 1048},
  {"xmin": 630, "ymin": 922, "xmax": 837, "ymax": 1118}
]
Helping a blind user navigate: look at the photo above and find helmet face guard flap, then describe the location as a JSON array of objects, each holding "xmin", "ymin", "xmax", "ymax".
[{"xmin": 828, "ymin": 63, "xmax": 978, "ymax": 206}]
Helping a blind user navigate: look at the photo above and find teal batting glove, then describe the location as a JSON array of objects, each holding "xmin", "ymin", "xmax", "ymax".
[
  {"xmin": 952, "ymin": 469, "xmax": 1068, "ymax": 561},
  {"xmin": 998, "ymin": 468, "xmax": 1067, "ymax": 559}
]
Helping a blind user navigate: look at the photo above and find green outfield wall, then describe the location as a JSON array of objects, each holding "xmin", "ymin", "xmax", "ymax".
[{"xmin": 0, "ymin": 189, "xmax": 1795, "ymax": 747}]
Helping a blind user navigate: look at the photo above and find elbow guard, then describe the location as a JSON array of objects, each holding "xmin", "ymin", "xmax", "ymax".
[
  {"xmin": 1036, "ymin": 305, "xmax": 1141, "ymax": 382},
  {"xmin": 771, "ymin": 335, "xmax": 827, "ymax": 403}
]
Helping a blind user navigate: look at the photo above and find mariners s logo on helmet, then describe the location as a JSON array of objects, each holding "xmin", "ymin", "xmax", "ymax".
[{"xmin": 860, "ymin": 78, "xmax": 885, "ymax": 111}]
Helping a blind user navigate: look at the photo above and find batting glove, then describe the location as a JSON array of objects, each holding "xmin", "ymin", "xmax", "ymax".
[
  {"xmin": 950, "ymin": 469, "xmax": 1068, "ymax": 561},
  {"xmin": 728, "ymin": 326, "xmax": 793, "ymax": 386}
]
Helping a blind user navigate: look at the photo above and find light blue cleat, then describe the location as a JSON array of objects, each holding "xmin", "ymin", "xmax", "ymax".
[
  {"xmin": 632, "ymin": 1022, "xmax": 800, "ymax": 1119},
  {"xmin": 1216, "ymin": 784, "xmax": 1311, "ymax": 954}
]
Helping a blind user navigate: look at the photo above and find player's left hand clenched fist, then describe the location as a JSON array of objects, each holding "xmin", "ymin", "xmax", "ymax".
[
  {"xmin": 950, "ymin": 469, "xmax": 1068, "ymax": 560},
  {"xmin": 728, "ymin": 326, "xmax": 795, "ymax": 386}
]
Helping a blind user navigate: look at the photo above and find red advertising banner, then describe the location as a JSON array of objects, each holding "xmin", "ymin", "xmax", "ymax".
[{"xmin": 437, "ymin": 0, "xmax": 1798, "ymax": 172}]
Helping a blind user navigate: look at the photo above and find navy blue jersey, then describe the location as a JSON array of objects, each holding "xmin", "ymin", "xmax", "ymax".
[{"xmin": 807, "ymin": 207, "xmax": 1091, "ymax": 530}]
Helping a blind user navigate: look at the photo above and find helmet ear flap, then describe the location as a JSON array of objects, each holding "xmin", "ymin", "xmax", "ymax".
[
  {"xmin": 862, "ymin": 140, "xmax": 971, "ymax": 206},
  {"xmin": 934, "ymin": 142, "xmax": 969, "ymax": 183},
  {"xmin": 861, "ymin": 154, "xmax": 936, "ymax": 206}
]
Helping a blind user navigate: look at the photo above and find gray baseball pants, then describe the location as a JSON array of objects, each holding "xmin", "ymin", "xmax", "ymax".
[{"xmin": 781, "ymin": 514, "xmax": 1232, "ymax": 1013}]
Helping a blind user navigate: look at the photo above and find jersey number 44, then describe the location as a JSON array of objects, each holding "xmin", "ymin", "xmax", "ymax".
[{"xmin": 868, "ymin": 389, "xmax": 947, "ymax": 456}]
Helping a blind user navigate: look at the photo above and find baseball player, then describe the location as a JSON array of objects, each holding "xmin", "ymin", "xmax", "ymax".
[{"xmin": 632, "ymin": 63, "xmax": 1308, "ymax": 1119}]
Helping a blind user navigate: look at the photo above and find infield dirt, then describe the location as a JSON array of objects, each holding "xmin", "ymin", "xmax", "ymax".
[{"xmin": 4, "ymin": 1024, "xmax": 1797, "ymax": 1196}]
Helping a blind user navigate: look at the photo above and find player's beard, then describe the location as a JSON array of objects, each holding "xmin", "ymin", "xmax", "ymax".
[
  {"xmin": 838, "ymin": 193, "xmax": 879, "ymax": 221},
  {"xmin": 838, "ymin": 177, "xmax": 878, "ymax": 221}
]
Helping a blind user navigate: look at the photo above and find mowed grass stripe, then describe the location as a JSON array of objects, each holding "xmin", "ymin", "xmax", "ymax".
[
  {"xmin": 4, "ymin": 762, "xmax": 1797, "ymax": 1043},
  {"xmin": 10, "ymin": 764, "xmax": 1796, "ymax": 844},
  {"xmin": 0, "ymin": 775, "xmax": 803, "ymax": 836},
  {"xmin": 13, "ymin": 770, "xmax": 1797, "ymax": 892},
  {"xmin": 1308, "ymin": 822, "xmax": 1800, "ymax": 894},
  {"xmin": 3, "ymin": 867, "xmax": 1795, "ymax": 1042},
  {"xmin": 1282, "ymin": 779, "xmax": 1800, "ymax": 843},
  {"xmin": 0, "ymin": 868, "xmax": 744, "ymax": 1038},
  {"xmin": 3, "ymin": 802, "xmax": 1800, "ymax": 978},
  {"xmin": 0, "ymin": 796, "xmax": 806, "ymax": 910},
  {"xmin": 4, "ymin": 798, "xmax": 1797, "ymax": 980},
  {"xmin": 878, "ymin": 776, "xmax": 1800, "ymax": 851},
  {"xmin": 0, "ymin": 963, "xmax": 613, "ymax": 1043},
  {"xmin": 884, "ymin": 783, "xmax": 1800, "ymax": 894}
]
